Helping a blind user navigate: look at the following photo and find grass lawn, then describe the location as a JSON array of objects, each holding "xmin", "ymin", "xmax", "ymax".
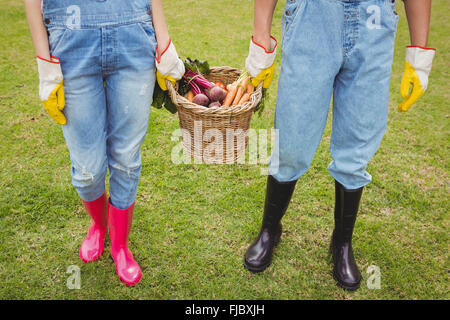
[{"xmin": 0, "ymin": 0, "xmax": 448, "ymax": 299}]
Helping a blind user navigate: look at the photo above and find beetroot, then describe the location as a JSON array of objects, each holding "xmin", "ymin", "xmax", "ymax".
[
  {"xmin": 193, "ymin": 93, "xmax": 209, "ymax": 106},
  {"xmin": 208, "ymin": 86, "xmax": 227, "ymax": 102},
  {"xmin": 208, "ymin": 101, "xmax": 221, "ymax": 108}
]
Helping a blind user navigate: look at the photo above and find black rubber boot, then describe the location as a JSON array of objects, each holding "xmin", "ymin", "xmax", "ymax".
[
  {"xmin": 331, "ymin": 180, "xmax": 363, "ymax": 291},
  {"xmin": 244, "ymin": 175, "xmax": 297, "ymax": 273}
]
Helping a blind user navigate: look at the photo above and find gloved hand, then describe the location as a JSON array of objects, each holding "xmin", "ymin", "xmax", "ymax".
[
  {"xmin": 245, "ymin": 36, "xmax": 278, "ymax": 88},
  {"xmin": 399, "ymin": 46, "xmax": 436, "ymax": 112},
  {"xmin": 155, "ymin": 39, "xmax": 185, "ymax": 91},
  {"xmin": 37, "ymin": 56, "xmax": 66, "ymax": 125}
]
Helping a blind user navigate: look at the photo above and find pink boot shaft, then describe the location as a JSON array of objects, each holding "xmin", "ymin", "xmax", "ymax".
[
  {"xmin": 79, "ymin": 192, "xmax": 108, "ymax": 263},
  {"xmin": 108, "ymin": 200, "xmax": 142, "ymax": 286}
]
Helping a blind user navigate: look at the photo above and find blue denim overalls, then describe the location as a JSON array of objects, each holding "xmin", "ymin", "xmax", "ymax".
[
  {"xmin": 43, "ymin": 0, "xmax": 157, "ymax": 209},
  {"xmin": 270, "ymin": 0, "xmax": 398, "ymax": 189}
]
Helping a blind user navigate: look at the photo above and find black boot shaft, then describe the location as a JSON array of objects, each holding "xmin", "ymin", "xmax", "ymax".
[
  {"xmin": 332, "ymin": 180, "xmax": 363, "ymax": 290},
  {"xmin": 262, "ymin": 175, "xmax": 297, "ymax": 232},
  {"xmin": 334, "ymin": 180, "xmax": 363, "ymax": 244}
]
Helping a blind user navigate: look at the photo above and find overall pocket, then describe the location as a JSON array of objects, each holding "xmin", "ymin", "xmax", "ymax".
[
  {"xmin": 47, "ymin": 27, "xmax": 68, "ymax": 57},
  {"xmin": 282, "ymin": 0, "xmax": 306, "ymax": 47},
  {"xmin": 137, "ymin": 20, "xmax": 157, "ymax": 56}
]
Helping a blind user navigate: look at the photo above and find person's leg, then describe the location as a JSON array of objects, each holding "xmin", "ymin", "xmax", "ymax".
[
  {"xmin": 54, "ymin": 27, "xmax": 108, "ymax": 263},
  {"xmin": 58, "ymin": 29, "xmax": 107, "ymax": 204},
  {"xmin": 245, "ymin": 0, "xmax": 344, "ymax": 272},
  {"xmin": 329, "ymin": 0, "xmax": 399, "ymax": 290},
  {"xmin": 104, "ymin": 20, "xmax": 157, "ymax": 286},
  {"xmin": 106, "ymin": 21, "xmax": 156, "ymax": 210},
  {"xmin": 269, "ymin": 0, "xmax": 345, "ymax": 182}
]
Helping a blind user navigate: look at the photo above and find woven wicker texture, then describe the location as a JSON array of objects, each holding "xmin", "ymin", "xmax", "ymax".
[{"xmin": 167, "ymin": 66, "xmax": 262, "ymax": 164}]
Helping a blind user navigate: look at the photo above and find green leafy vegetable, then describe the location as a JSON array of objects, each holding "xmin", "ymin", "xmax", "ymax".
[
  {"xmin": 184, "ymin": 58, "xmax": 211, "ymax": 75},
  {"xmin": 151, "ymin": 82, "xmax": 178, "ymax": 114}
]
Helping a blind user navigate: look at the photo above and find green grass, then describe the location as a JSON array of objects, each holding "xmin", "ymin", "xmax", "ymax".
[{"xmin": 0, "ymin": 0, "xmax": 448, "ymax": 299}]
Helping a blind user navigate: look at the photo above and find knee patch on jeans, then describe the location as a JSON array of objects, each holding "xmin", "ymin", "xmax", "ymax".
[
  {"xmin": 71, "ymin": 164, "xmax": 105, "ymax": 189},
  {"xmin": 109, "ymin": 162, "xmax": 141, "ymax": 179}
]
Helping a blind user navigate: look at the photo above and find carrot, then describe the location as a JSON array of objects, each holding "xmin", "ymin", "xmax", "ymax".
[
  {"xmin": 187, "ymin": 90, "xmax": 194, "ymax": 102},
  {"xmin": 241, "ymin": 76, "xmax": 250, "ymax": 92},
  {"xmin": 246, "ymin": 84, "xmax": 254, "ymax": 94},
  {"xmin": 233, "ymin": 86, "xmax": 244, "ymax": 105},
  {"xmin": 238, "ymin": 93, "xmax": 251, "ymax": 105},
  {"xmin": 233, "ymin": 77, "xmax": 247, "ymax": 105},
  {"xmin": 226, "ymin": 81, "xmax": 237, "ymax": 92},
  {"xmin": 229, "ymin": 75, "xmax": 249, "ymax": 106},
  {"xmin": 223, "ymin": 85, "xmax": 237, "ymax": 107}
]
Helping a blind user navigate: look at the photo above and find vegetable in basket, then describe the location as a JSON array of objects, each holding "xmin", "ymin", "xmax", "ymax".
[
  {"xmin": 192, "ymin": 94, "xmax": 209, "ymax": 106},
  {"xmin": 152, "ymin": 57, "xmax": 267, "ymax": 113},
  {"xmin": 183, "ymin": 62, "xmax": 227, "ymax": 106}
]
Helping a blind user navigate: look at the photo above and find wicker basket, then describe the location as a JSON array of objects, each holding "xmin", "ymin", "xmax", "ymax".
[{"xmin": 167, "ymin": 66, "xmax": 262, "ymax": 164}]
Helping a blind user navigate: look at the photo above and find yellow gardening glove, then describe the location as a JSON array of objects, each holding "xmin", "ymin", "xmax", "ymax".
[
  {"xmin": 43, "ymin": 81, "xmax": 66, "ymax": 124},
  {"xmin": 37, "ymin": 56, "xmax": 66, "ymax": 125},
  {"xmin": 251, "ymin": 63, "xmax": 275, "ymax": 89},
  {"xmin": 245, "ymin": 36, "xmax": 278, "ymax": 88},
  {"xmin": 155, "ymin": 39, "xmax": 185, "ymax": 91},
  {"xmin": 398, "ymin": 46, "xmax": 436, "ymax": 112},
  {"xmin": 156, "ymin": 72, "xmax": 178, "ymax": 91}
]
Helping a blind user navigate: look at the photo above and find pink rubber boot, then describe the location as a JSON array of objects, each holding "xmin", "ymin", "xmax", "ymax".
[
  {"xmin": 79, "ymin": 192, "xmax": 108, "ymax": 263},
  {"xmin": 108, "ymin": 200, "xmax": 142, "ymax": 286}
]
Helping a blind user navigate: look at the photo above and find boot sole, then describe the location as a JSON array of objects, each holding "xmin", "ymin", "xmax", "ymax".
[
  {"xmin": 243, "ymin": 228, "xmax": 282, "ymax": 273},
  {"xmin": 80, "ymin": 256, "xmax": 100, "ymax": 264},
  {"xmin": 111, "ymin": 255, "xmax": 143, "ymax": 286},
  {"xmin": 243, "ymin": 259, "xmax": 271, "ymax": 273},
  {"xmin": 79, "ymin": 248, "xmax": 103, "ymax": 263},
  {"xmin": 121, "ymin": 272, "xmax": 142, "ymax": 287},
  {"xmin": 333, "ymin": 271, "xmax": 361, "ymax": 291}
]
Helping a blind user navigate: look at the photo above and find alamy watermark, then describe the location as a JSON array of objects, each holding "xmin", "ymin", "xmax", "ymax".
[
  {"xmin": 66, "ymin": 5, "xmax": 81, "ymax": 29},
  {"xmin": 366, "ymin": 5, "xmax": 382, "ymax": 30},
  {"xmin": 170, "ymin": 121, "xmax": 279, "ymax": 175},
  {"xmin": 366, "ymin": 265, "xmax": 381, "ymax": 289},
  {"xmin": 66, "ymin": 265, "xmax": 81, "ymax": 290}
]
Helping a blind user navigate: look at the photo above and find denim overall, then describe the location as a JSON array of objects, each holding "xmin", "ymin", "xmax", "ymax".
[
  {"xmin": 42, "ymin": 0, "xmax": 157, "ymax": 209},
  {"xmin": 269, "ymin": 0, "xmax": 399, "ymax": 189}
]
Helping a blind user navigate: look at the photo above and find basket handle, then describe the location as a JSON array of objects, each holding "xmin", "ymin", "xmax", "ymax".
[{"xmin": 166, "ymin": 79, "xmax": 181, "ymax": 106}]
